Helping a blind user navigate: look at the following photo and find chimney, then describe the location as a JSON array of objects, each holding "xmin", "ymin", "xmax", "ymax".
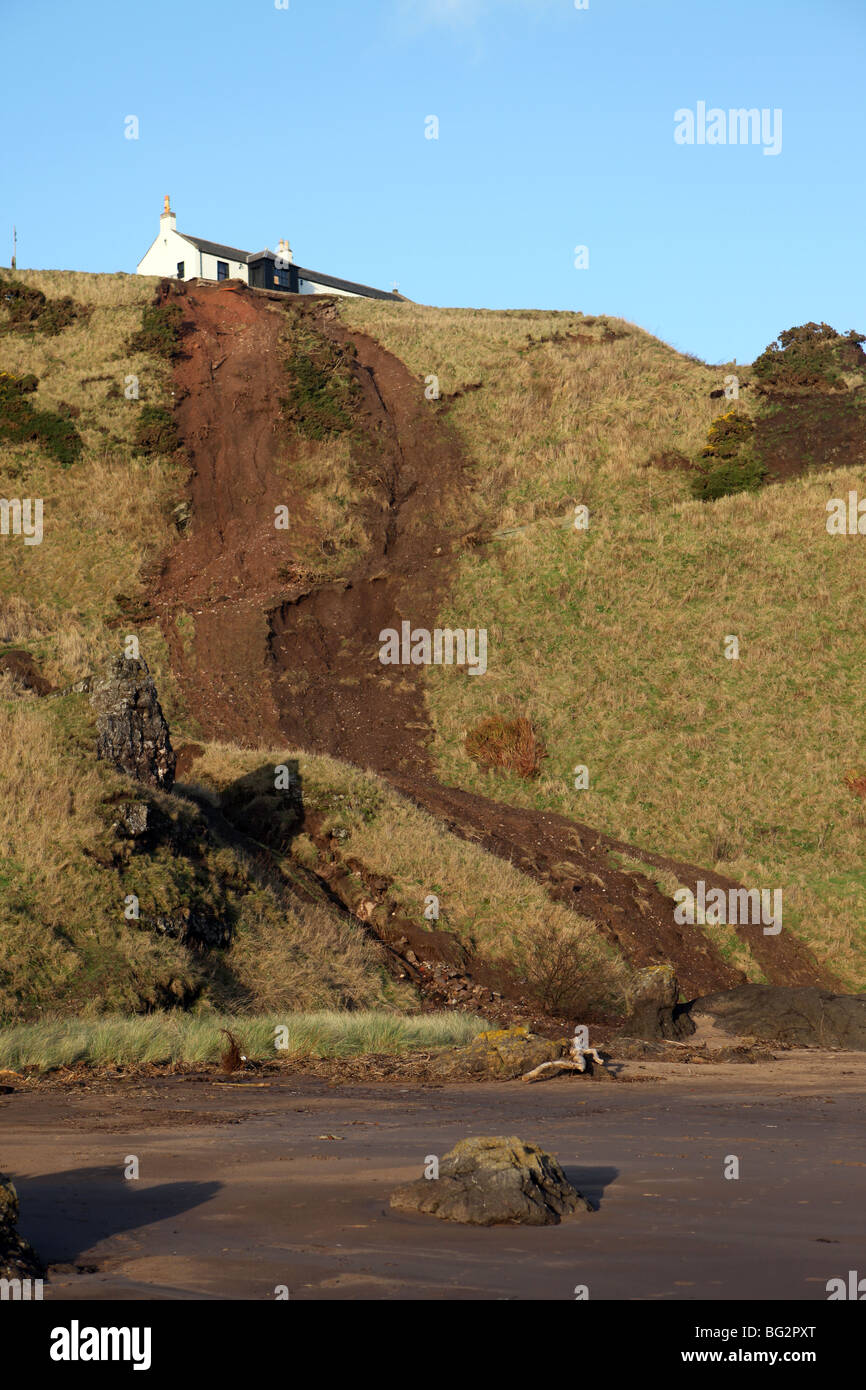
[
  {"xmin": 160, "ymin": 195, "xmax": 176, "ymax": 236},
  {"xmin": 277, "ymin": 237, "xmax": 293, "ymax": 265}
]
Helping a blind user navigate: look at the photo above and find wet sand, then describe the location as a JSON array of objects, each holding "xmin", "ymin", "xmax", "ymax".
[{"xmin": 2, "ymin": 1052, "xmax": 864, "ymax": 1301}]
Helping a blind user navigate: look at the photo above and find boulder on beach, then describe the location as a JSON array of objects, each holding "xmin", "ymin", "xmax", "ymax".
[
  {"xmin": 0, "ymin": 1174, "xmax": 43, "ymax": 1282},
  {"xmin": 690, "ymin": 984, "xmax": 866, "ymax": 1049},
  {"xmin": 618, "ymin": 963, "xmax": 695, "ymax": 1041},
  {"xmin": 389, "ymin": 1134, "xmax": 591, "ymax": 1226},
  {"xmin": 436, "ymin": 1026, "xmax": 569, "ymax": 1080}
]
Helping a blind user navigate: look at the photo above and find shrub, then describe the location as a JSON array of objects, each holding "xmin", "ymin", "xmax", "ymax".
[
  {"xmin": 280, "ymin": 315, "xmax": 360, "ymax": 439},
  {"xmin": 128, "ymin": 301, "xmax": 184, "ymax": 358},
  {"xmin": 691, "ymin": 410, "xmax": 766, "ymax": 501},
  {"xmin": 513, "ymin": 917, "xmax": 619, "ymax": 1018},
  {"xmin": 753, "ymin": 322, "xmax": 866, "ymax": 395},
  {"xmin": 133, "ymin": 403, "xmax": 179, "ymax": 456},
  {"xmin": 0, "ymin": 275, "xmax": 89, "ymax": 335},
  {"xmin": 464, "ymin": 715, "xmax": 546, "ymax": 779},
  {"xmin": 0, "ymin": 372, "xmax": 83, "ymax": 467},
  {"xmin": 843, "ymin": 770, "xmax": 866, "ymax": 799}
]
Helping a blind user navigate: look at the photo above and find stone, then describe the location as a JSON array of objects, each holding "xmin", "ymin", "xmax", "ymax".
[
  {"xmin": 690, "ymin": 985, "xmax": 866, "ymax": 1049},
  {"xmin": 619, "ymin": 963, "xmax": 695, "ymax": 1040},
  {"xmin": 390, "ymin": 1135, "xmax": 591, "ymax": 1226},
  {"xmin": 0, "ymin": 1173, "xmax": 43, "ymax": 1282},
  {"xmin": 90, "ymin": 655, "xmax": 176, "ymax": 791},
  {"xmin": 113, "ymin": 801, "xmax": 152, "ymax": 839},
  {"xmin": 438, "ymin": 1026, "xmax": 568, "ymax": 1080}
]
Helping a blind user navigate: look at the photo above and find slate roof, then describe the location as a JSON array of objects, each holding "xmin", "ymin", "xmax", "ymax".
[
  {"xmin": 292, "ymin": 264, "xmax": 402, "ymax": 301},
  {"xmin": 181, "ymin": 233, "xmax": 253, "ymax": 263},
  {"xmin": 179, "ymin": 233, "xmax": 402, "ymax": 300}
]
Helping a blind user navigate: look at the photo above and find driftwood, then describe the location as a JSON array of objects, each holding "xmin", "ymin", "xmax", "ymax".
[{"xmin": 522, "ymin": 1041, "xmax": 607, "ymax": 1084}]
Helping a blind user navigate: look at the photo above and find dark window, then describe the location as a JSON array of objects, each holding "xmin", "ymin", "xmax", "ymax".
[
  {"xmin": 275, "ymin": 266, "xmax": 290, "ymax": 289},
  {"xmin": 176, "ymin": 261, "xmax": 185, "ymax": 278},
  {"xmin": 217, "ymin": 260, "xmax": 229, "ymax": 281}
]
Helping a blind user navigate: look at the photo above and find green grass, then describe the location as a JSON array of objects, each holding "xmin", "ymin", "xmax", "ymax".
[{"xmin": 0, "ymin": 1009, "xmax": 487, "ymax": 1071}]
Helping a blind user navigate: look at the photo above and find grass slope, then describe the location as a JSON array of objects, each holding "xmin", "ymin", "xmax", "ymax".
[{"xmin": 339, "ymin": 300, "xmax": 866, "ymax": 987}]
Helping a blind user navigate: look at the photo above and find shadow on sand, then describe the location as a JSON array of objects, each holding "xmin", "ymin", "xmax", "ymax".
[{"xmin": 14, "ymin": 1167, "xmax": 221, "ymax": 1264}]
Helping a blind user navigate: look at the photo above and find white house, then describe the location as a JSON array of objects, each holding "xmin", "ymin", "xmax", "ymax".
[{"xmin": 136, "ymin": 197, "xmax": 402, "ymax": 301}]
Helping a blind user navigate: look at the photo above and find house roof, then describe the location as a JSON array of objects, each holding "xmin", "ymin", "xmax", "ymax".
[
  {"xmin": 179, "ymin": 232, "xmax": 403, "ymax": 300},
  {"xmin": 293, "ymin": 264, "xmax": 402, "ymax": 301},
  {"xmin": 181, "ymin": 233, "xmax": 253, "ymax": 263}
]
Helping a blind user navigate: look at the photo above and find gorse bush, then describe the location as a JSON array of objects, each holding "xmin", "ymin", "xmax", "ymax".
[
  {"xmin": 753, "ymin": 322, "xmax": 866, "ymax": 394},
  {"xmin": 0, "ymin": 371, "xmax": 83, "ymax": 467},
  {"xmin": 128, "ymin": 300, "xmax": 185, "ymax": 359},
  {"xmin": 0, "ymin": 274, "xmax": 89, "ymax": 335},
  {"xmin": 134, "ymin": 403, "xmax": 179, "ymax": 456},
  {"xmin": 691, "ymin": 410, "xmax": 765, "ymax": 500},
  {"xmin": 281, "ymin": 313, "xmax": 360, "ymax": 439}
]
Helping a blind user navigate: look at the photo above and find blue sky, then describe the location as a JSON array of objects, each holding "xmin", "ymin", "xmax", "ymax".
[{"xmin": 2, "ymin": 0, "xmax": 863, "ymax": 362}]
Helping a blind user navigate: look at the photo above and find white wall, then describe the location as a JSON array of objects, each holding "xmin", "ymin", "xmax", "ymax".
[
  {"xmin": 298, "ymin": 276, "xmax": 359, "ymax": 299},
  {"xmin": 137, "ymin": 218, "xmax": 249, "ymax": 283},
  {"xmin": 199, "ymin": 251, "xmax": 248, "ymax": 283}
]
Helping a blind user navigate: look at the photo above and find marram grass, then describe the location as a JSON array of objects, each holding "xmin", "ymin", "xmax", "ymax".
[{"xmin": 0, "ymin": 1010, "xmax": 488, "ymax": 1073}]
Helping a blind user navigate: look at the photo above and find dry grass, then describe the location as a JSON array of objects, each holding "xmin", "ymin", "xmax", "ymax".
[
  {"xmin": 464, "ymin": 714, "xmax": 546, "ymax": 779},
  {"xmin": 0, "ymin": 695, "xmax": 395, "ymax": 1022},
  {"xmin": 186, "ymin": 740, "xmax": 630, "ymax": 1013},
  {"xmin": 0, "ymin": 269, "xmax": 187, "ymax": 697},
  {"xmin": 340, "ymin": 299, "xmax": 866, "ymax": 989}
]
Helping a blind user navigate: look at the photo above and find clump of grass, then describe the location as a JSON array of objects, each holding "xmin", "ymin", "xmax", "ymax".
[
  {"xmin": 0, "ymin": 370, "xmax": 83, "ymax": 467},
  {"xmin": 464, "ymin": 715, "xmax": 546, "ymax": 779},
  {"xmin": 128, "ymin": 300, "xmax": 184, "ymax": 359},
  {"xmin": 133, "ymin": 403, "xmax": 179, "ymax": 456},
  {"xmin": 0, "ymin": 1010, "xmax": 486, "ymax": 1072}
]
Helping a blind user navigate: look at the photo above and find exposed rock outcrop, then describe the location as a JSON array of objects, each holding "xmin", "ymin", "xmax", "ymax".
[
  {"xmin": 618, "ymin": 963, "xmax": 695, "ymax": 1040},
  {"xmin": 390, "ymin": 1135, "xmax": 591, "ymax": 1226},
  {"xmin": 90, "ymin": 655, "xmax": 176, "ymax": 790},
  {"xmin": 146, "ymin": 906, "xmax": 231, "ymax": 950},
  {"xmin": 690, "ymin": 985, "xmax": 866, "ymax": 1049},
  {"xmin": 0, "ymin": 1174, "xmax": 43, "ymax": 1282}
]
